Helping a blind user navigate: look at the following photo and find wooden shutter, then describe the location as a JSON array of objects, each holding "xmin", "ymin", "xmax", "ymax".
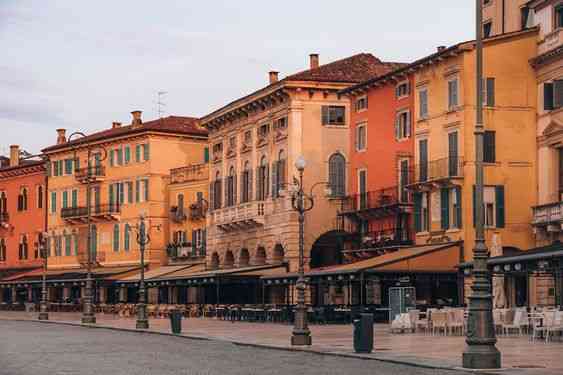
[
  {"xmin": 202, "ymin": 229, "xmax": 207, "ymax": 256},
  {"xmin": 71, "ymin": 189, "xmax": 78, "ymax": 208},
  {"xmin": 192, "ymin": 230, "xmax": 197, "ymax": 255},
  {"xmin": 495, "ymin": 185, "xmax": 505, "ymax": 228},
  {"xmin": 265, "ymin": 163, "xmax": 270, "ymax": 198},
  {"xmin": 143, "ymin": 143, "xmax": 150, "ymax": 161},
  {"xmin": 209, "ymin": 181, "xmax": 214, "ymax": 212},
  {"xmin": 419, "ymin": 140, "xmax": 428, "ymax": 181},
  {"xmin": 109, "ymin": 184, "xmax": 114, "ymax": 207},
  {"xmin": 321, "ymin": 106, "xmax": 329, "ymax": 125},
  {"xmin": 395, "ymin": 115, "xmax": 400, "ymax": 140},
  {"xmin": 135, "ymin": 145, "xmax": 141, "ymax": 162},
  {"xmin": 124, "ymin": 146, "xmax": 131, "ymax": 163},
  {"xmin": 486, "ymin": 78, "xmax": 495, "ymax": 107},
  {"xmin": 414, "ymin": 192, "xmax": 422, "ymax": 232},
  {"xmin": 271, "ymin": 162, "xmax": 278, "ymax": 198},
  {"xmin": 217, "ymin": 179, "xmax": 222, "ymax": 208},
  {"xmin": 484, "ymin": 131, "xmax": 496, "ymax": 163},
  {"xmin": 109, "ymin": 149, "xmax": 115, "ymax": 167},
  {"xmin": 204, "ymin": 147, "xmax": 209, "ymax": 163},
  {"xmin": 405, "ymin": 111, "xmax": 411, "ymax": 137},
  {"xmin": 256, "ymin": 167, "xmax": 262, "ymax": 201},
  {"xmin": 440, "ymin": 188, "xmax": 449, "ymax": 230},
  {"xmin": 135, "ymin": 180, "xmax": 140, "ymax": 203},
  {"xmin": 456, "ymin": 186, "xmax": 463, "ymax": 229},
  {"xmin": 555, "ymin": 80, "xmax": 563, "ymax": 109},
  {"xmin": 544, "ymin": 82, "xmax": 554, "ymax": 110}
]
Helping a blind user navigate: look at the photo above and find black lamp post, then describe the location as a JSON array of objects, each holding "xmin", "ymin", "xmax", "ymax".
[
  {"xmin": 462, "ymin": 0, "xmax": 501, "ymax": 369},
  {"xmin": 38, "ymin": 232, "xmax": 49, "ymax": 320}
]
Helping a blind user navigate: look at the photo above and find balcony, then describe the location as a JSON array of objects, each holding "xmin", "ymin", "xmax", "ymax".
[
  {"xmin": 339, "ymin": 186, "xmax": 412, "ymax": 220},
  {"xmin": 170, "ymin": 164, "xmax": 209, "ymax": 184},
  {"xmin": 538, "ymin": 29, "xmax": 563, "ymax": 56},
  {"xmin": 211, "ymin": 201, "xmax": 269, "ymax": 232},
  {"xmin": 61, "ymin": 204, "xmax": 120, "ymax": 223},
  {"xmin": 189, "ymin": 203, "xmax": 206, "ymax": 220},
  {"xmin": 0, "ymin": 212, "xmax": 8, "ymax": 224},
  {"xmin": 167, "ymin": 243, "xmax": 206, "ymax": 260},
  {"xmin": 532, "ymin": 201, "xmax": 563, "ymax": 232},
  {"xmin": 169, "ymin": 206, "xmax": 187, "ymax": 223},
  {"xmin": 75, "ymin": 166, "xmax": 105, "ymax": 184},
  {"xmin": 409, "ymin": 156, "xmax": 464, "ymax": 188},
  {"xmin": 343, "ymin": 228, "xmax": 413, "ymax": 254}
]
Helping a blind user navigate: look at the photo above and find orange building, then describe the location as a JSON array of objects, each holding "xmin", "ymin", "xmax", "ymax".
[
  {"xmin": 0, "ymin": 145, "xmax": 46, "ymax": 303},
  {"xmin": 338, "ymin": 67, "xmax": 416, "ymax": 257}
]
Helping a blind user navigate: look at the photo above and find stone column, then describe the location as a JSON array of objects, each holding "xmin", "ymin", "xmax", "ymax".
[
  {"xmin": 99, "ymin": 287, "xmax": 107, "ymax": 304},
  {"xmin": 119, "ymin": 285, "xmax": 126, "ymax": 303},
  {"xmin": 11, "ymin": 286, "xmax": 17, "ymax": 304}
]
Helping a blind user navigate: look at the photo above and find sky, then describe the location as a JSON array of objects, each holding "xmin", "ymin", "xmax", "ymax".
[{"xmin": 1, "ymin": 1, "xmax": 475, "ymax": 154}]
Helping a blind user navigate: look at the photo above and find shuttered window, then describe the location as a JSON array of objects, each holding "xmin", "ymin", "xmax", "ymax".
[
  {"xmin": 328, "ymin": 153, "xmax": 346, "ymax": 197},
  {"xmin": 143, "ymin": 144, "xmax": 150, "ymax": 161},
  {"xmin": 448, "ymin": 78, "xmax": 459, "ymax": 110},
  {"xmin": 448, "ymin": 132, "xmax": 458, "ymax": 176},
  {"xmin": 484, "ymin": 77, "xmax": 495, "ymax": 107},
  {"xmin": 64, "ymin": 232, "xmax": 71, "ymax": 256},
  {"xmin": 135, "ymin": 144, "xmax": 142, "ymax": 162},
  {"xmin": 321, "ymin": 106, "xmax": 345, "ymax": 126},
  {"xmin": 356, "ymin": 124, "xmax": 367, "ymax": 151},
  {"xmin": 50, "ymin": 192, "xmax": 57, "ymax": 214},
  {"xmin": 419, "ymin": 88, "xmax": 428, "ymax": 119},
  {"xmin": 419, "ymin": 139, "xmax": 428, "ymax": 182},
  {"xmin": 124, "ymin": 224, "xmax": 130, "ymax": 252},
  {"xmin": 414, "ymin": 192, "xmax": 422, "ymax": 232},
  {"xmin": 113, "ymin": 224, "xmax": 120, "ymax": 252},
  {"xmin": 62, "ymin": 190, "xmax": 68, "ymax": 209},
  {"xmin": 484, "ymin": 131, "xmax": 496, "ymax": 163},
  {"xmin": 124, "ymin": 146, "xmax": 131, "ymax": 164},
  {"xmin": 440, "ymin": 188, "xmax": 450, "ymax": 230}
]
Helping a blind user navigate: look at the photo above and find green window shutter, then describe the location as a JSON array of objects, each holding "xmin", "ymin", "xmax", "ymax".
[
  {"xmin": 109, "ymin": 184, "xmax": 115, "ymax": 206},
  {"xmin": 117, "ymin": 148, "xmax": 123, "ymax": 165},
  {"xmin": 46, "ymin": 161, "xmax": 52, "ymax": 177},
  {"xmin": 192, "ymin": 230, "xmax": 197, "ymax": 255},
  {"xmin": 414, "ymin": 192, "xmax": 422, "ymax": 232},
  {"xmin": 472, "ymin": 185, "xmax": 476, "ymax": 227},
  {"xmin": 124, "ymin": 146, "xmax": 131, "ymax": 164},
  {"xmin": 321, "ymin": 106, "xmax": 329, "ymax": 125},
  {"xmin": 127, "ymin": 182, "xmax": 133, "ymax": 203},
  {"xmin": 62, "ymin": 191, "xmax": 68, "ymax": 209},
  {"xmin": 53, "ymin": 161, "xmax": 58, "ymax": 176},
  {"xmin": 209, "ymin": 181, "xmax": 214, "ymax": 212},
  {"xmin": 71, "ymin": 189, "xmax": 78, "ymax": 208},
  {"xmin": 495, "ymin": 185, "xmax": 505, "ymax": 228},
  {"xmin": 74, "ymin": 234, "xmax": 79, "ymax": 255},
  {"xmin": 135, "ymin": 145, "xmax": 141, "ymax": 162},
  {"xmin": 124, "ymin": 225, "xmax": 130, "ymax": 251},
  {"xmin": 135, "ymin": 180, "xmax": 140, "ymax": 203},
  {"xmin": 64, "ymin": 159, "xmax": 72, "ymax": 175},
  {"xmin": 143, "ymin": 143, "xmax": 150, "ymax": 161},
  {"xmin": 51, "ymin": 192, "xmax": 57, "ymax": 213},
  {"xmin": 113, "ymin": 224, "xmax": 120, "ymax": 252},
  {"xmin": 65, "ymin": 234, "xmax": 71, "ymax": 256},
  {"xmin": 118, "ymin": 182, "xmax": 124, "ymax": 205},
  {"xmin": 109, "ymin": 150, "xmax": 115, "ymax": 167},
  {"xmin": 555, "ymin": 80, "xmax": 563, "ymax": 108},
  {"xmin": 90, "ymin": 226, "xmax": 97, "ymax": 255},
  {"xmin": 271, "ymin": 162, "xmax": 278, "ymax": 198},
  {"xmin": 440, "ymin": 188, "xmax": 449, "ymax": 230},
  {"xmin": 74, "ymin": 157, "xmax": 80, "ymax": 172},
  {"xmin": 204, "ymin": 147, "xmax": 209, "ymax": 163},
  {"xmin": 456, "ymin": 186, "xmax": 463, "ymax": 229},
  {"xmin": 143, "ymin": 179, "xmax": 149, "ymax": 201},
  {"xmin": 486, "ymin": 78, "xmax": 495, "ymax": 107}
]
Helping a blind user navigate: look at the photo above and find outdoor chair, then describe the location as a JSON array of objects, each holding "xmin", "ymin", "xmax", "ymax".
[
  {"xmin": 503, "ymin": 308, "xmax": 528, "ymax": 336},
  {"xmin": 532, "ymin": 310, "xmax": 556, "ymax": 342},
  {"xmin": 446, "ymin": 309, "xmax": 464, "ymax": 336},
  {"xmin": 407, "ymin": 309, "xmax": 420, "ymax": 333},
  {"xmin": 431, "ymin": 311, "xmax": 447, "ymax": 336},
  {"xmin": 545, "ymin": 311, "xmax": 563, "ymax": 343}
]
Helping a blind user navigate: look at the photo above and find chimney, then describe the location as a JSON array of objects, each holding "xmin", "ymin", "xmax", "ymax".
[
  {"xmin": 437, "ymin": 46, "xmax": 447, "ymax": 52},
  {"xmin": 269, "ymin": 71, "xmax": 279, "ymax": 84},
  {"xmin": 131, "ymin": 110, "xmax": 142, "ymax": 126},
  {"xmin": 56, "ymin": 129, "xmax": 67, "ymax": 145},
  {"xmin": 9, "ymin": 145, "xmax": 19, "ymax": 167},
  {"xmin": 309, "ymin": 53, "xmax": 319, "ymax": 69},
  {"xmin": 112, "ymin": 121, "xmax": 122, "ymax": 129}
]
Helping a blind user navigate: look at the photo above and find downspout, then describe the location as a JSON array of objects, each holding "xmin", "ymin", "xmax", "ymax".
[{"xmin": 502, "ymin": 0, "xmax": 506, "ymax": 34}]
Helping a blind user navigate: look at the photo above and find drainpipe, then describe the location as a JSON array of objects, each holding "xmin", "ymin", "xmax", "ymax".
[{"xmin": 502, "ymin": 0, "xmax": 505, "ymax": 34}]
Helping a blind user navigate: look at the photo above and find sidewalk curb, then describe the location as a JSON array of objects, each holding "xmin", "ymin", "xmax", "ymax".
[{"xmin": 1, "ymin": 318, "xmax": 499, "ymax": 374}]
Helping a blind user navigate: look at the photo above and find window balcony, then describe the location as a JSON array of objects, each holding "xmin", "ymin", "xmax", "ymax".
[
  {"xmin": 170, "ymin": 164, "xmax": 208, "ymax": 184},
  {"xmin": 169, "ymin": 206, "xmax": 187, "ymax": 223},
  {"xmin": 166, "ymin": 243, "xmax": 206, "ymax": 260},
  {"xmin": 409, "ymin": 156, "xmax": 464, "ymax": 188},
  {"xmin": 342, "ymin": 228, "xmax": 413, "ymax": 255},
  {"xmin": 74, "ymin": 166, "xmax": 105, "ymax": 184},
  {"xmin": 211, "ymin": 201, "xmax": 271, "ymax": 232},
  {"xmin": 339, "ymin": 186, "xmax": 412, "ymax": 220},
  {"xmin": 61, "ymin": 204, "xmax": 120, "ymax": 223},
  {"xmin": 538, "ymin": 29, "xmax": 563, "ymax": 56},
  {"xmin": 532, "ymin": 201, "xmax": 563, "ymax": 232}
]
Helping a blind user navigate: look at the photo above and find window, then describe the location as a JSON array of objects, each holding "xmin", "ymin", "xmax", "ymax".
[
  {"xmin": 451, "ymin": 187, "xmax": 462, "ymax": 229},
  {"xmin": 257, "ymin": 156, "xmax": 269, "ymax": 201},
  {"xmin": 64, "ymin": 158, "xmax": 73, "ymax": 175},
  {"xmin": 126, "ymin": 181, "xmax": 133, "ymax": 204},
  {"xmin": 55, "ymin": 234, "xmax": 62, "ymax": 256},
  {"xmin": 212, "ymin": 142, "xmax": 223, "ymax": 159},
  {"xmin": 272, "ymin": 150, "xmax": 286, "ymax": 198},
  {"xmin": 356, "ymin": 123, "xmax": 367, "ymax": 151},
  {"xmin": 414, "ymin": 192, "xmax": 429, "ymax": 232},
  {"xmin": 274, "ymin": 117, "xmax": 288, "ymax": 131},
  {"xmin": 73, "ymin": 232, "xmax": 79, "ymax": 255},
  {"xmin": 395, "ymin": 111, "xmax": 411, "ymax": 140},
  {"xmin": 241, "ymin": 162, "xmax": 252, "ymax": 203},
  {"xmin": 355, "ymin": 96, "xmax": 368, "ymax": 112},
  {"xmin": 117, "ymin": 147, "xmax": 124, "ymax": 165},
  {"xmin": 448, "ymin": 78, "xmax": 459, "ymax": 110},
  {"xmin": 62, "ymin": 190, "xmax": 68, "ymax": 209},
  {"xmin": 0, "ymin": 239, "xmax": 6, "ymax": 261},
  {"xmin": 328, "ymin": 153, "xmax": 346, "ymax": 197},
  {"xmin": 124, "ymin": 224, "xmax": 131, "ymax": 252},
  {"xmin": 143, "ymin": 144, "xmax": 150, "ymax": 161},
  {"xmin": 358, "ymin": 169, "xmax": 367, "ymax": 210},
  {"xmin": 113, "ymin": 224, "xmax": 120, "ymax": 252},
  {"xmin": 258, "ymin": 124, "xmax": 270, "ymax": 139},
  {"xmin": 90, "ymin": 225, "xmax": 97, "ymax": 256},
  {"xmin": 544, "ymin": 80, "xmax": 563, "ymax": 111},
  {"xmin": 135, "ymin": 144, "xmax": 149, "ymax": 162},
  {"xmin": 556, "ymin": 4, "xmax": 563, "ymax": 29},
  {"xmin": 483, "ymin": 77, "xmax": 495, "ymax": 107},
  {"xmin": 17, "ymin": 188, "xmax": 28, "ymax": 211},
  {"xmin": 19, "ymin": 235, "xmax": 28, "ymax": 260},
  {"xmin": 484, "ymin": 131, "xmax": 496, "ymax": 163},
  {"xmin": 37, "ymin": 186, "xmax": 43, "ymax": 209},
  {"xmin": 210, "ymin": 171, "xmax": 222, "ymax": 210},
  {"xmin": 521, "ymin": 6, "xmax": 531, "ymax": 30},
  {"xmin": 50, "ymin": 191, "xmax": 57, "ymax": 214},
  {"xmin": 109, "ymin": 149, "xmax": 115, "ymax": 167},
  {"xmin": 244, "ymin": 130, "xmax": 252, "ymax": 144},
  {"xmin": 0, "ymin": 192, "xmax": 7, "ymax": 214},
  {"xmin": 321, "ymin": 105, "xmax": 345, "ymax": 126},
  {"xmin": 229, "ymin": 136, "xmax": 236, "ymax": 150},
  {"xmin": 483, "ymin": 21, "xmax": 492, "ymax": 38},
  {"xmin": 448, "ymin": 131, "xmax": 459, "ymax": 176},
  {"xmin": 396, "ymin": 82, "xmax": 410, "ymax": 98},
  {"xmin": 203, "ymin": 147, "xmax": 209, "ymax": 163},
  {"xmin": 124, "ymin": 145, "xmax": 131, "ymax": 164},
  {"xmin": 473, "ymin": 185, "xmax": 505, "ymax": 228},
  {"xmin": 135, "ymin": 144, "xmax": 141, "ymax": 162},
  {"xmin": 226, "ymin": 167, "xmax": 236, "ymax": 207},
  {"xmin": 398, "ymin": 159, "xmax": 410, "ymax": 203},
  {"xmin": 64, "ymin": 231, "xmax": 71, "ymax": 256},
  {"xmin": 419, "ymin": 88, "xmax": 429, "ymax": 119},
  {"xmin": 419, "ymin": 139, "xmax": 428, "ymax": 182}
]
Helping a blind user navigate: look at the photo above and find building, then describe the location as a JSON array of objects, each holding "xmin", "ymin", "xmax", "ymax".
[
  {"xmin": 200, "ymin": 53, "xmax": 401, "ymax": 304},
  {"xmin": 337, "ymin": 63, "xmax": 416, "ymax": 261},
  {"xmin": 2, "ymin": 112, "xmax": 208, "ymax": 305},
  {"xmin": 0, "ymin": 145, "xmax": 46, "ymax": 303},
  {"xmin": 482, "ymin": 0, "xmax": 533, "ymax": 38}
]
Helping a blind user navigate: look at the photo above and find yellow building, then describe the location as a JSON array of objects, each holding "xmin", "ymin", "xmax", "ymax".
[
  {"xmin": 408, "ymin": 30, "xmax": 538, "ymax": 303},
  {"xmin": 40, "ymin": 112, "xmax": 208, "ymax": 303}
]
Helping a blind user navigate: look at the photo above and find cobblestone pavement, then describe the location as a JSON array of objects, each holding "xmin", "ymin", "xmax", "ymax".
[
  {"xmin": 1, "ymin": 312, "xmax": 563, "ymax": 374},
  {"xmin": 0, "ymin": 320, "xmax": 465, "ymax": 375}
]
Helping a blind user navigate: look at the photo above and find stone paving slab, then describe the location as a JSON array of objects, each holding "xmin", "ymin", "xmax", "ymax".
[{"xmin": 1, "ymin": 311, "xmax": 562, "ymax": 375}]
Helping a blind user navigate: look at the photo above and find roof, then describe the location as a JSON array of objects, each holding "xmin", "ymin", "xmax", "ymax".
[
  {"xmin": 0, "ymin": 159, "xmax": 44, "ymax": 176},
  {"xmin": 0, "ymin": 266, "xmax": 139, "ymax": 284},
  {"xmin": 115, "ymin": 263, "xmax": 205, "ymax": 283},
  {"xmin": 42, "ymin": 116, "xmax": 207, "ymax": 153},
  {"xmin": 201, "ymin": 54, "xmax": 404, "ymax": 124},
  {"xmin": 286, "ymin": 54, "xmax": 405, "ymax": 84},
  {"xmin": 153, "ymin": 263, "xmax": 288, "ymax": 282},
  {"xmin": 488, "ymin": 241, "xmax": 563, "ymax": 266},
  {"xmin": 340, "ymin": 27, "xmax": 540, "ymax": 95}
]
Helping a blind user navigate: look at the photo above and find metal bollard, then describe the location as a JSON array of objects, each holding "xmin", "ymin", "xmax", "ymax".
[
  {"xmin": 353, "ymin": 313, "xmax": 374, "ymax": 353},
  {"xmin": 169, "ymin": 309, "xmax": 182, "ymax": 334}
]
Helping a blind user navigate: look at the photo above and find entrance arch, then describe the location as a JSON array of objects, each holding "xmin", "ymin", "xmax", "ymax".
[
  {"xmin": 224, "ymin": 250, "xmax": 234, "ymax": 269},
  {"xmin": 239, "ymin": 248, "xmax": 250, "ymax": 267},
  {"xmin": 272, "ymin": 244, "xmax": 285, "ymax": 264},
  {"xmin": 309, "ymin": 230, "xmax": 345, "ymax": 269},
  {"xmin": 255, "ymin": 246, "xmax": 266, "ymax": 265}
]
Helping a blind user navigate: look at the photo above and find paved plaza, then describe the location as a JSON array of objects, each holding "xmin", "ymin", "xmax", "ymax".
[{"xmin": 1, "ymin": 312, "xmax": 563, "ymax": 374}]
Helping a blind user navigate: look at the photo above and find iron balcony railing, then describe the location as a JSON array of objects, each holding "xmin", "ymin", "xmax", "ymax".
[
  {"xmin": 166, "ymin": 243, "xmax": 206, "ymax": 259},
  {"xmin": 61, "ymin": 204, "xmax": 120, "ymax": 220},
  {"xmin": 358, "ymin": 228, "xmax": 412, "ymax": 249},
  {"xmin": 532, "ymin": 201, "xmax": 563, "ymax": 226},
  {"xmin": 75, "ymin": 165, "xmax": 105, "ymax": 180},
  {"xmin": 339, "ymin": 186, "xmax": 412, "ymax": 214},
  {"xmin": 0, "ymin": 211, "xmax": 9, "ymax": 223},
  {"xmin": 413, "ymin": 156, "xmax": 464, "ymax": 184}
]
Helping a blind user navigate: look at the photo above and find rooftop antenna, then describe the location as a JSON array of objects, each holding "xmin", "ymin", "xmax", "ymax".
[{"xmin": 157, "ymin": 91, "xmax": 167, "ymax": 119}]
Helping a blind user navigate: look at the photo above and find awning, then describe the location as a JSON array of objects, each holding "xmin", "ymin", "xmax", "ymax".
[
  {"xmin": 0, "ymin": 266, "xmax": 140, "ymax": 287},
  {"xmin": 115, "ymin": 264, "xmax": 203, "ymax": 284}
]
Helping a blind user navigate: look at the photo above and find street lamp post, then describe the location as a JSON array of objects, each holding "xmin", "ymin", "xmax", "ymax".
[
  {"xmin": 462, "ymin": 0, "xmax": 501, "ymax": 369},
  {"xmin": 135, "ymin": 214, "xmax": 150, "ymax": 329},
  {"xmin": 38, "ymin": 232, "xmax": 49, "ymax": 320}
]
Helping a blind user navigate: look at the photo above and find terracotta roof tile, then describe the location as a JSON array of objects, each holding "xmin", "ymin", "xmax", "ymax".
[{"xmin": 42, "ymin": 115, "xmax": 207, "ymax": 153}]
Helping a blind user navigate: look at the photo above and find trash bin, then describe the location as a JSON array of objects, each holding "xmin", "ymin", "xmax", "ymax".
[
  {"xmin": 169, "ymin": 309, "xmax": 182, "ymax": 334},
  {"xmin": 353, "ymin": 313, "xmax": 374, "ymax": 354}
]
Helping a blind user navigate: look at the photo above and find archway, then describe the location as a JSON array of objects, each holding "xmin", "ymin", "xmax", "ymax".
[
  {"xmin": 272, "ymin": 244, "xmax": 284, "ymax": 264},
  {"xmin": 224, "ymin": 250, "xmax": 234, "ymax": 269},
  {"xmin": 209, "ymin": 252, "xmax": 220, "ymax": 270},
  {"xmin": 255, "ymin": 246, "xmax": 266, "ymax": 265},
  {"xmin": 309, "ymin": 230, "xmax": 345, "ymax": 269},
  {"xmin": 239, "ymin": 248, "xmax": 250, "ymax": 267}
]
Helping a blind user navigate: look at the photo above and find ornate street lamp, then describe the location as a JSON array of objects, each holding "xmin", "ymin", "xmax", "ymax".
[
  {"xmin": 462, "ymin": 0, "xmax": 501, "ymax": 369},
  {"xmin": 37, "ymin": 231, "xmax": 49, "ymax": 320}
]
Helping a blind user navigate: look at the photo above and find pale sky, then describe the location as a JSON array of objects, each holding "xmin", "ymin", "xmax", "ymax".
[{"xmin": 1, "ymin": 1, "xmax": 475, "ymax": 154}]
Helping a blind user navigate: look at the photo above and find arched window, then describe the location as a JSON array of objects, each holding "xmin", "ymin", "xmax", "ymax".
[
  {"xmin": 224, "ymin": 250, "xmax": 234, "ymax": 268},
  {"xmin": 226, "ymin": 166, "xmax": 236, "ymax": 207},
  {"xmin": 0, "ymin": 239, "xmax": 5, "ymax": 261},
  {"xmin": 211, "ymin": 171, "xmax": 222, "ymax": 210},
  {"xmin": 124, "ymin": 224, "xmax": 131, "ymax": 252},
  {"xmin": 272, "ymin": 150, "xmax": 286, "ymax": 198},
  {"xmin": 255, "ymin": 246, "xmax": 267, "ymax": 265},
  {"xmin": 328, "ymin": 153, "xmax": 346, "ymax": 197},
  {"xmin": 19, "ymin": 235, "xmax": 28, "ymax": 260},
  {"xmin": 210, "ymin": 252, "xmax": 220, "ymax": 270},
  {"xmin": 257, "ymin": 156, "xmax": 269, "ymax": 200},
  {"xmin": 18, "ymin": 188, "xmax": 28, "ymax": 211},
  {"xmin": 113, "ymin": 224, "xmax": 120, "ymax": 252},
  {"xmin": 239, "ymin": 248, "xmax": 250, "ymax": 267},
  {"xmin": 73, "ymin": 231, "xmax": 79, "ymax": 256},
  {"xmin": 0, "ymin": 192, "xmax": 6, "ymax": 214},
  {"xmin": 241, "ymin": 161, "xmax": 252, "ymax": 203},
  {"xmin": 273, "ymin": 244, "xmax": 285, "ymax": 263},
  {"xmin": 37, "ymin": 186, "xmax": 44, "ymax": 209}
]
